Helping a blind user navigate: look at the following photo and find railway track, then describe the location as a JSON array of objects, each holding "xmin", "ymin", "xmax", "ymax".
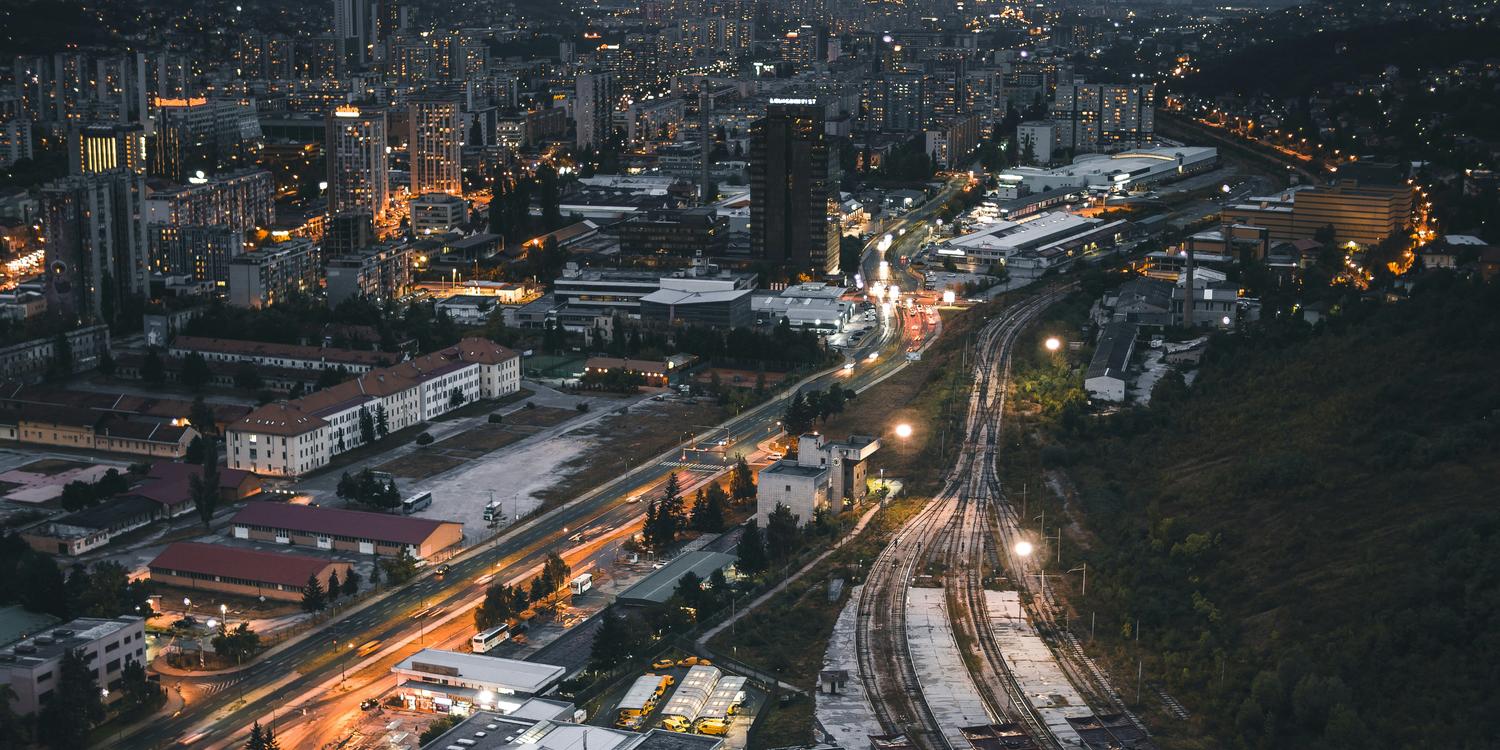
[{"xmin": 855, "ymin": 291, "xmax": 1063, "ymax": 750}]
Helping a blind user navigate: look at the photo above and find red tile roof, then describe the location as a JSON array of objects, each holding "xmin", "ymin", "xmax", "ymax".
[
  {"xmin": 230, "ymin": 501, "xmax": 459, "ymax": 545},
  {"xmin": 148, "ymin": 542, "xmax": 345, "ymax": 588}
]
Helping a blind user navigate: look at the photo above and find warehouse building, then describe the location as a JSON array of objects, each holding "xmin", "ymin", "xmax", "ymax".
[
  {"xmin": 229, "ymin": 501, "xmax": 463, "ymax": 559},
  {"xmin": 148, "ymin": 542, "xmax": 353, "ymax": 602}
]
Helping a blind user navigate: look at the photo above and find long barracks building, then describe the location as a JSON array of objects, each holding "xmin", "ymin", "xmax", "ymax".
[{"xmin": 225, "ymin": 338, "xmax": 520, "ymax": 476}]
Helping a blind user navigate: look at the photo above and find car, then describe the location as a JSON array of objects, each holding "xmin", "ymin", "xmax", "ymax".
[
  {"xmin": 626, "ymin": 494, "xmax": 642, "ymax": 503},
  {"xmin": 652, "ymin": 657, "xmax": 677, "ymax": 669},
  {"xmin": 359, "ymin": 698, "xmax": 380, "ymax": 711},
  {"xmin": 842, "ymin": 362, "xmax": 855, "ymax": 371},
  {"xmin": 676, "ymin": 656, "xmax": 711, "ymax": 667},
  {"xmin": 356, "ymin": 639, "xmax": 383, "ymax": 657},
  {"xmin": 435, "ymin": 564, "xmax": 452, "ymax": 577}
]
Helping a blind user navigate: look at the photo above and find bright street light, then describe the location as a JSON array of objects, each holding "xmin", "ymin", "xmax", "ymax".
[
  {"xmin": 1044, "ymin": 337, "xmax": 1061, "ymax": 352},
  {"xmin": 1014, "ymin": 541, "xmax": 1034, "ymax": 557},
  {"xmin": 894, "ymin": 423, "xmax": 913, "ymax": 439}
]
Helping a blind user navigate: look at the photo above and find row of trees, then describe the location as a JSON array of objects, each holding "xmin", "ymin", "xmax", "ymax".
[
  {"xmin": 0, "ymin": 535, "xmax": 154, "ymax": 622},
  {"xmin": 336, "ymin": 468, "xmax": 400, "ymax": 510},
  {"xmin": 300, "ymin": 567, "xmax": 362, "ymax": 613},
  {"xmin": 641, "ymin": 464, "xmax": 755, "ymax": 553},
  {"xmin": 474, "ymin": 552, "xmax": 572, "ymax": 632},
  {"xmin": 781, "ymin": 384, "xmax": 854, "ymax": 436}
]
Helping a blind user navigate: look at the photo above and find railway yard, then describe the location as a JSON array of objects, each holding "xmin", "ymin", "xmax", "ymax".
[{"xmin": 845, "ymin": 289, "xmax": 1155, "ymax": 750}]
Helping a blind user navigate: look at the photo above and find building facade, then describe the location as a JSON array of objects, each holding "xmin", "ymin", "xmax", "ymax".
[
  {"xmin": 225, "ymin": 338, "xmax": 521, "ymax": 476},
  {"xmin": 408, "ymin": 96, "xmax": 462, "ymax": 197},
  {"xmin": 226, "ymin": 237, "xmax": 320, "ymax": 308},
  {"xmin": 749, "ymin": 100, "xmax": 840, "ymax": 276},
  {"xmin": 0, "ymin": 616, "xmax": 147, "ymax": 715},
  {"xmin": 40, "ymin": 170, "xmax": 149, "ymax": 319},
  {"xmin": 326, "ymin": 105, "xmax": 389, "ymax": 222}
]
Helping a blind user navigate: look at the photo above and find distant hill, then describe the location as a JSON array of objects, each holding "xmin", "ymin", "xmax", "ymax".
[{"xmin": 1063, "ymin": 274, "xmax": 1500, "ymax": 748}]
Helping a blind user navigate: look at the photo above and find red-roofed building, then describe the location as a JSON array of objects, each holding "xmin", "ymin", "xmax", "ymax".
[
  {"xmin": 121, "ymin": 461, "xmax": 263, "ymax": 518},
  {"xmin": 229, "ymin": 502, "xmax": 462, "ymax": 559},
  {"xmin": 225, "ymin": 338, "xmax": 521, "ymax": 476},
  {"xmin": 148, "ymin": 542, "xmax": 353, "ymax": 602}
]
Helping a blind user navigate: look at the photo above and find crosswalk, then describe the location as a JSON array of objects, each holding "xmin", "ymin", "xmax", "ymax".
[
  {"xmin": 196, "ymin": 675, "xmax": 245, "ymax": 697},
  {"xmin": 661, "ymin": 461, "xmax": 725, "ymax": 472}
]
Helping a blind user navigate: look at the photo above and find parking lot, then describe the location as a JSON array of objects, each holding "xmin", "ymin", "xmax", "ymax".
[{"xmin": 591, "ymin": 655, "xmax": 762, "ymax": 749}]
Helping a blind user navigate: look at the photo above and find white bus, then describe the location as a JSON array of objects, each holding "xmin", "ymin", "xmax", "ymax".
[
  {"xmin": 471, "ymin": 623, "xmax": 511, "ymax": 654},
  {"xmin": 570, "ymin": 573, "xmax": 593, "ymax": 595},
  {"xmin": 402, "ymin": 491, "xmax": 432, "ymax": 515}
]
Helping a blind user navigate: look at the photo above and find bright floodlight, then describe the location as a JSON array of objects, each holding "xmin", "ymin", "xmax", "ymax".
[
  {"xmin": 1044, "ymin": 337, "xmax": 1062, "ymax": 352},
  {"xmin": 894, "ymin": 423, "xmax": 913, "ymax": 439},
  {"xmin": 1014, "ymin": 541, "xmax": 1034, "ymax": 557},
  {"xmin": 942, "ymin": 289, "xmax": 957, "ymax": 305}
]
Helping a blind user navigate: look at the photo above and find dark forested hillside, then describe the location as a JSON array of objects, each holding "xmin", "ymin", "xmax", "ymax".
[{"xmin": 1064, "ymin": 274, "xmax": 1500, "ymax": 749}]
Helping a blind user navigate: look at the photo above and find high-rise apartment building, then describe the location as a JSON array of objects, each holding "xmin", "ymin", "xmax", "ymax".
[
  {"xmin": 228, "ymin": 238, "xmax": 321, "ymax": 308},
  {"xmin": 325, "ymin": 106, "xmax": 389, "ymax": 222},
  {"xmin": 408, "ymin": 96, "xmax": 462, "ymax": 197},
  {"xmin": 150, "ymin": 224, "xmax": 245, "ymax": 285},
  {"xmin": 1049, "ymin": 82, "xmax": 1155, "ymax": 153},
  {"xmin": 152, "ymin": 97, "xmax": 264, "ymax": 181},
  {"xmin": 333, "ymin": 0, "xmax": 378, "ymax": 65},
  {"xmin": 68, "ymin": 123, "xmax": 148, "ymax": 175},
  {"xmin": 40, "ymin": 171, "xmax": 149, "ymax": 319},
  {"xmin": 145, "ymin": 169, "xmax": 275, "ymax": 233},
  {"xmin": 750, "ymin": 100, "xmax": 840, "ymax": 277},
  {"xmin": 575, "ymin": 71, "xmax": 614, "ymax": 150}
]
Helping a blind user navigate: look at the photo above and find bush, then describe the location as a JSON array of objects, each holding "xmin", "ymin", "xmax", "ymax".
[
  {"xmin": 415, "ymin": 432, "xmax": 434, "ymax": 445},
  {"xmin": 576, "ymin": 402, "xmax": 590, "ymax": 413},
  {"xmin": 488, "ymin": 413, "xmax": 504, "ymax": 424},
  {"xmin": 525, "ymin": 402, "xmax": 537, "ymax": 410}
]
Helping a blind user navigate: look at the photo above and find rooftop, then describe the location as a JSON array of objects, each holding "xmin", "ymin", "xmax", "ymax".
[
  {"xmin": 231, "ymin": 502, "xmax": 460, "ymax": 545},
  {"xmin": 394, "ymin": 649, "xmax": 567, "ymax": 694},
  {"xmin": 617, "ymin": 551, "xmax": 737, "ymax": 605},
  {"xmin": 149, "ymin": 542, "xmax": 343, "ymax": 588},
  {"xmin": 0, "ymin": 617, "xmax": 141, "ymax": 666}
]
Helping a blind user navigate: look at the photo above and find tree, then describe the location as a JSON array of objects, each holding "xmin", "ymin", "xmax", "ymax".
[
  {"xmin": 36, "ymin": 649, "xmax": 103, "ymax": 748},
  {"xmin": 316, "ymin": 366, "xmax": 348, "ymax": 390},
  {"xmin": 765, "ymin": 503, "xmax": 800, "ymax": 559},
  {"xmin": 692, "ymin": 485, "xmax": 726, "ymax": 533},
  {"xmin": 181, "ymin": 352, "xmax": 212, "ymax": 390},
  {"xmin": 342, "ymin": 569, "xmax": 361, "ymax": 598},
  {"xmin": 645, "ymin": 473, "xmax": 685, "ymax": 551},
  {"xmin": 736, "ymin": 519, "xmax": 769, "ymax": 576},
  {"xmin": 191, "ymin": 438, "xmax": 220, "ymax": 530},
  {"xmin": 673, "ymin": 571, "xmax": 705, "ymax": 613},
  {"xmin": 538, "ymin": 163, "xmax": 562, "ymax": 231},
  {"xmin": 358, "ymin": 407, "xmax": 376, "ymax": 444},
  {"xmin": 589, "ymin": 606, "xmax": 640, "ymax": 673},
  {"xmin": 476, "ymin": 583, "xmax": 519, "ymax": 631},
  {"xmin": 142, "ymin": 348, "xmax": 165, "ymax": 383},
  {"xmin": 420, "ymin": 716, "xmax": 461, "ymax": 746},
  {"xmin": 233, "ymin": 361, "xmax": 262, "ymax": 390},
  {"xmin": 47, "ymin": 332, "xmax": 74, "ymax": 379},
  {"xmin": 449, "ymin": 387, "xmax": 466, "ymax": 409},
  {"xmin": 212, "ymin": 622, "xmax": 261, "ymax": 664},
  {"xmin": 246, "ymin": 722, "xmax": 267, "ymax": 750},
  {"xmin": 336, "ymin": 471, "xmax": 358, "ymax": 504},
  {"xmin": 301, "ymin": 574, "xmax": 327, "ymax": 613},
  {"xmin": 118, "ymin": 658, "xmax": 161, "ymax": 714},
  {"xmin": 730, "ymin": 456, "xmax": 757, "ymax": 502},
  {"xmin": 60, "ymin": 480, "xmax": 95, "ymax": 511},
  {"xmin": 380, "ymin": 548, "xmax": 419, "ymax": 584},
  {"xmin": 375, "ymin": 403, "xmax": 389, "ymax": 438},
  {"xmin": 190, "ymin": 395, "xmax": 216, "ymax": 436},
  {"xmin": 326, "ymin": 569, "xmax": 342, "ymax": 602},
  {"xmin": 19, "ymin": 552, "xmax": 69, "ymax": 618},
  {"xmin": 783, "ymin": 391, "xmax": 816, "ymax": 435}
]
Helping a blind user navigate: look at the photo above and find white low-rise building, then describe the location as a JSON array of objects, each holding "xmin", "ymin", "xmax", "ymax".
[
  {"xmin": 751, "ymin": 283, "xmax": 855, "ymax": 331},
  {"xmin": 757, "ymin": 433, "xmax": 880, "ymax": 526},
  {"xmin": 226, "ymin": 338, "xmax": 521, "ymax": 477},
  {"xmin": 996, "ymin": 146, "xmax": 1218, "ymax": 198},
  {"xmin": 392, "ymin": 648, "xmax": 566, "ymax": 715},
  {"xmin": 1085, "ymin": 322, "xmax": 1137, "ymax": 403},
  {"xmin": 0, "ymin": 616, "xmax": 147, "ymax": 715}
]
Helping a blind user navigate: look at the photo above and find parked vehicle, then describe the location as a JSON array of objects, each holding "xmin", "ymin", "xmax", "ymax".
[
  {"xmin": 570, "ymin": 573, "xmax": 594, "ymax": 595},
  {"xmin": 402, "ymin": 491, "xmax": 432, "ymax": 515},
  {"xmin": 359, "ymin": 698, "xmax": 380, "ymax": 711},
  {"xmin": 471, "ymin": 623, "xmax": 511, "ymax": 654}
]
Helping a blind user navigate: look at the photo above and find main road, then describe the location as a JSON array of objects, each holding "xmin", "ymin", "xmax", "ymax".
[{"xmin": 127, "ymin": 183, "xmax": 962, "ymax": 750}]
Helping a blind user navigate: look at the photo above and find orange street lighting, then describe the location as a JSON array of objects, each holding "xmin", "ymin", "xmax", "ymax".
[{"xmin": 1044, "ymin": 337, "xmax": 1062, "ymax": 352}]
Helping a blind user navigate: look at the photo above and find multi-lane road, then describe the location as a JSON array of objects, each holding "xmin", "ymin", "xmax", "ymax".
[{"xmin": 129, "ymin": 183, "xmax": 963, "ymax": 750}]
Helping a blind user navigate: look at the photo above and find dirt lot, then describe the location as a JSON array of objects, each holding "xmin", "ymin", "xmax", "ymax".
[
  {"xmin": 432, "ymin": 425, "xmax": 526, "ymax": 456},
  {"xmin": 534, "ymin": 399, "xmax": 728, "ymax": 507},
  {"xmin": 375, "ymin": 451, "xmax": 467, "ymax": 479},
  {"xmin": 19, "ymin": 458, "xmax": 93, "ymax": 475},
  {"xmin": 501, "ymin": 405, "xmax": 579, "ymax": 429}
]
